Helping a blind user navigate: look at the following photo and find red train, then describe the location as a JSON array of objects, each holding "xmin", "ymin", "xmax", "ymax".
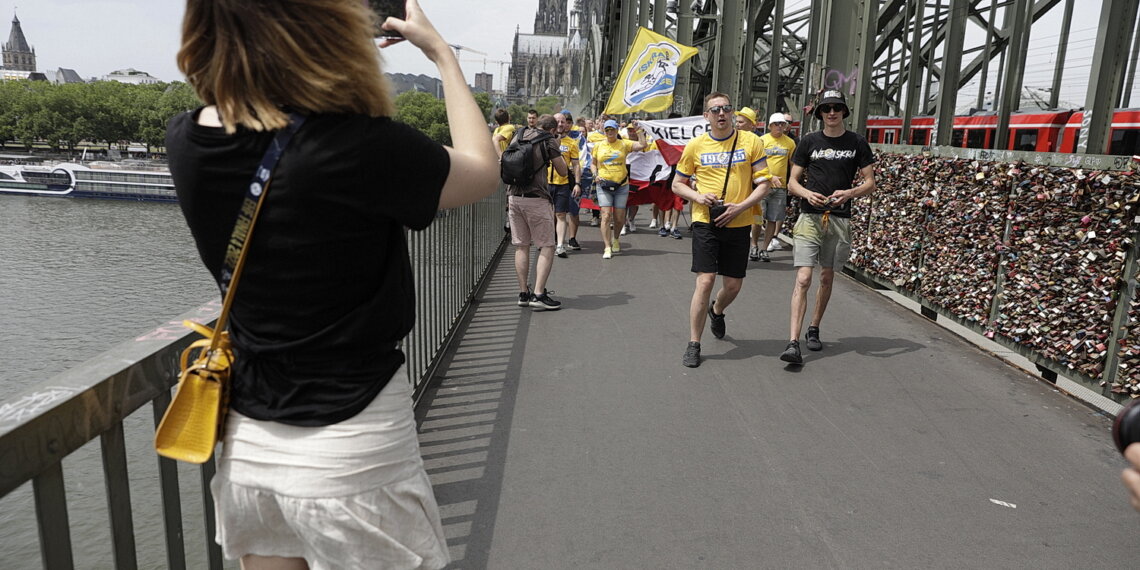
[{"xmin": 862, "ymin": 109, "xmax": 1140, "ymax": 156}]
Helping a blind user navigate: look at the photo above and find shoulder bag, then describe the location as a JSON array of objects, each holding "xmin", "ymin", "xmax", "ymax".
[
  {"xmin": 707, "ymin": 131, "xmax": 740, "ymax": 221},
  {"xmin": 155, "ymin": 112, "xmax": 305, "ymax": 464}
]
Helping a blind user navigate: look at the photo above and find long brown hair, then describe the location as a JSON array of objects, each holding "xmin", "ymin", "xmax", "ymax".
[{"xmin": 178, "ymin": 0, "xmax": 395, "ymax": 133}]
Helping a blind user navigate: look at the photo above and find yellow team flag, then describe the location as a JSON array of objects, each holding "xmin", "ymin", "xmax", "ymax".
[{"xmin": 603, "ymin": 27, "xmax": 699, "ymax": 115}]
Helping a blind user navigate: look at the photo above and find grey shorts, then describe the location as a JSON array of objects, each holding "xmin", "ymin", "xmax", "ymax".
[
  {"xmin": 792, "ymin": 213, "xmax": 851, "ymax": 269},
  {"xmin": 762, "ymin": 188, "xmax": 788, "ymax": 222},
  {"xmin": 508, "ymin": 195, "xmax": 556, "ymax": 247}
]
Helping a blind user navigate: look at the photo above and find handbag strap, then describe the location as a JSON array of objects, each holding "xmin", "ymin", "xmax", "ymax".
[
  {"xmin": 209, "ymin": 111, "xmax": 307, "ymax": 352},
  {"xmin": 718, "ymin": 131, "xmax": 740, "ymax": 201}
]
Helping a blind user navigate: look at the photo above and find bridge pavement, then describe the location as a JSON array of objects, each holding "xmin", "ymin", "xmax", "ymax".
[{"xmin": 414, "ymin": 223, "xmax": 1138, "ymax": 569}]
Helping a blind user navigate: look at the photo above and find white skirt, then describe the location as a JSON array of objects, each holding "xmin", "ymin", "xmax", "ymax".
[{"xmin": 211, "ymin": 366, "xmax": 449, "ymax": 570}]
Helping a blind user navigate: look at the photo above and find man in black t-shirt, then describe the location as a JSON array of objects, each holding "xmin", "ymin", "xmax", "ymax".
[{"xmin": 780, "ymin": 90, "xmax": 876, "ymax": 364}]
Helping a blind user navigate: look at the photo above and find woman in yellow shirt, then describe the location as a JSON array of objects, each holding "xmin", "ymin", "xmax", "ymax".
[{"xmin": 591, "ymin": 119, "xmax": 648, "ymax": 259}]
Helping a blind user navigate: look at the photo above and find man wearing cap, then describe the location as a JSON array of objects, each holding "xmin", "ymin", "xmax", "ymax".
[
  {"xmin": 733, "ymin": 106, "xmax": 767, "ymax": 261},
  {"xmin": 780, "ymin": 90, "xmax": 876, "ymax": 364},
  {"xmin": 672, "ymin": 92, "xmax": 772, "ymax": 368},
  {"xmin": 550, "ymin": 111, "xmax": 582, "ymax": 258},
  {"xmin": 756, "ymin": 113, "xmax": 796, "ymax": 262}
]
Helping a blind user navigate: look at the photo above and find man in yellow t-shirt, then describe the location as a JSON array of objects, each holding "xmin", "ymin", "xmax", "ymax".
[
  {"xmin": 672, "ymin": 92, "xmax": 771, "ymax": 368},
  {"xmin": 756, "ymin": 113, "xmax": 797, "ymax": 262},
  {"xmin": 733, "ymin": 106, "xmax": 768, "ymax": 261},
  {"xmin": 550, "ymin": 111, "xmax": 582, "ymax": 257},
  {"xmin": 491, "ymin": 108, "xmax": 516, "ymax": 157}
]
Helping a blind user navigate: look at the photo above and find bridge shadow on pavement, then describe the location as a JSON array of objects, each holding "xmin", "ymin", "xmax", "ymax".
[{"xmin": 417, "ymin": 226, "xmax": 1138, "ymax": 569}]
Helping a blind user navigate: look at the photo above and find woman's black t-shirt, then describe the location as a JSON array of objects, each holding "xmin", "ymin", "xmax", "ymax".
[
  {"xmin": 166, "ymin": 110, "xmax": 450, "ymax": 426},
  {"xmin": 791, "ymin": 130, "xmax": 875, "ymax": 218}
]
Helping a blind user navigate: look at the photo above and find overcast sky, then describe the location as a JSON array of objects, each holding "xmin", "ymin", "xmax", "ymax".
[
  {"xmin": 4, "ymin": 0, "xmax": 1125, "ymax": 109},
  {"xmin": 5, "ymin": 0, "xmax": 538, "ymax": 88}
]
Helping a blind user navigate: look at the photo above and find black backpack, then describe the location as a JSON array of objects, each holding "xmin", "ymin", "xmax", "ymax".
[{"xmin": 500, "ymin": 127, "xmax": 554, "ymax": 186}]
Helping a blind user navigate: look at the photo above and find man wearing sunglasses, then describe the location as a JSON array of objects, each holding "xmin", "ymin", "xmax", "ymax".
[
  {"xmin": 780, "ymin": 90, "xmax": 876, "ymax": 364},
  {"xmin": 673, "ymin": 92, "xmax": 773, "ymax": 368}
]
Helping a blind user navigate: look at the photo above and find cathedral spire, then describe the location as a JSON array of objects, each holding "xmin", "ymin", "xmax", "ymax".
[{"xmin": 3, "ymin": 9, "xmax": 36, "ymax": 72}]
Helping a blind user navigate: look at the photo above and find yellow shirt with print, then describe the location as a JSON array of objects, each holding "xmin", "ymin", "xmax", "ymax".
[
  {"xmin": 592, "ymin": 138, "xmax": 635, "ymax": 183},
  {"xmin": 548, "ymin": 135, "xmax": 580, "ymax": 186},
  {"xmin": 676, "ymin": 130, "xmax": 768, "ymax": 228},
  {"xmin": 758, "ymin": 132, "xmax": 796, "ymax": 186},
  {"xmin": 493, "ymin": 124, "xmax": 517, "ymax": 153}
]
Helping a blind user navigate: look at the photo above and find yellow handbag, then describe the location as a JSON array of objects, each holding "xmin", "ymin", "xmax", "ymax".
[
  {"xmin": 154, "ymin": 321, "xmax": 233, "ymax": 463},
  {"xmin": 155, "ymin": 112, "xmax": 305, "ymax": 463}
]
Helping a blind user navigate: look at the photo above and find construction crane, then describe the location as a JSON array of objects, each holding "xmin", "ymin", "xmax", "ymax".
[
  {"xmin": 449, "ymin": 44, "xmax": 486, "ymax": 57},
  {"xmin": 461, "ymin": 57, "xmax": 511, "ymax": 96}
]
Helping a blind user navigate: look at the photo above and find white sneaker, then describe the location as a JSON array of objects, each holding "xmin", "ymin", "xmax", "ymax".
[
  {"xmin": 555, "ymin": 245, "xmax": 567, "ymax": 258},
  {"xmin": 602, "ymin": 248, "xmax": 612, "ymax": 259},
  {"xmin": 649, "ymin": 219, "xmax": 658, "ymax": 229},
  {"xmin": 767, "ymin": 240, "xmax": 783, "ymax": 252},
  {"xmin": 620, "ymin": 225, "xmax": 628, "ymax": 236},
  {"xmin": 627, "ymin": 219, "xmax": 636, "ymax": 233}
]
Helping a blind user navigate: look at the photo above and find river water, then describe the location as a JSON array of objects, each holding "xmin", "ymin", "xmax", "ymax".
[{"xmin": 0, "ymin": 196, "xmax": 230, "ymax": 568}]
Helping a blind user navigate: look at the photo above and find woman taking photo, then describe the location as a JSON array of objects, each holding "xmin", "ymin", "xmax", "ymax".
[
  {"xmin": 591, "ymin": 119, "xmax": 648, "ymax": 259},
  {"xmin": 165, "ymin": 0, "xmax": 499, "ymax": 568}
]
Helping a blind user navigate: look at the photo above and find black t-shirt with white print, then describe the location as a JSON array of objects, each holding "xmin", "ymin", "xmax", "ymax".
[{"xmin": 791, "ymin": 129, "xmax": 875, "ymax": 218}]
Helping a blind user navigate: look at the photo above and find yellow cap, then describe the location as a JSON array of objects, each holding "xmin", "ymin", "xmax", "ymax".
[{"xmin": 734, "ymin": 106, "xmax": 758, "ymax": 126}]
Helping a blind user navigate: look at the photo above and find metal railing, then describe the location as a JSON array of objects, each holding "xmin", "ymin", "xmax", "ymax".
[
  {"xmin": 844, "ymin": 144, "xmax": 1138, "ymax": 399},
  {"xmin": 0, "ymin": 191, "xmax": 508, "ymax": 569}
]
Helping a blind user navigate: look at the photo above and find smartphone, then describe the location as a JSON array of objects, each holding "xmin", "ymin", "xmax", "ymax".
[
  {"xmin": 1112, "ymin": 398, "xmax": 1140, "ymax": 454},
  {"xmin": 368, "ymin": 0, "xmax": 406, "ymax": 38}
]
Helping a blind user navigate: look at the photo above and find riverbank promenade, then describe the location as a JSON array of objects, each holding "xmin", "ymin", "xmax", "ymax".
[{"xmin": 415, "ymin": 226, "xmax": 1139, "ymax": 569}]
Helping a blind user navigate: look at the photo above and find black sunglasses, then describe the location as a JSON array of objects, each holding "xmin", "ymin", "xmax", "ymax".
[
  {"xmin": 706, "ymin": 105, "xmax": 734, "ymax": 114},
  {"xmin": 818, "ymin": 104, "xmax": 845, "ymax": 114}
]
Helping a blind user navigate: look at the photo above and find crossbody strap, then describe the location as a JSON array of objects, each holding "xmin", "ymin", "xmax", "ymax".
[
  {"xmin": 210, "ymin": 112, "xmax": 306, "ymax": 352},
  {"xmin": 718, "ymin": 131, "xmax": 740, "ymax": 201}
]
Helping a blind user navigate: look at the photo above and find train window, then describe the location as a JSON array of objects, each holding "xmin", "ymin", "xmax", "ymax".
[
  {"xmin": 966, "ymin": 130, "xmax": 987, "ymax": 149},
  {"xmin": 951, "ymin": 129, "xmax": 965, "ymax": 147},
  {"xmin": 1109, "ymin": 129, "xmax": 1140, "ymax": 156},
  {"xmin": 909, "ymin": 129, "xmax": 929, "ymax": 145},
  {"xmin": 1012, "ymin": 129, "xmax": 1037, "ymax": 151}
]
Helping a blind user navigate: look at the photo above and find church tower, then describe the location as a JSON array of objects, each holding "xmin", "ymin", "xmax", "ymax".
[
  {"xmin": 534, "ymin": 0, "xmax": 567, "ymax": 35},
  {"xmin": 3, "ymin": 13, "xmax": 36, "ymax": 72}
]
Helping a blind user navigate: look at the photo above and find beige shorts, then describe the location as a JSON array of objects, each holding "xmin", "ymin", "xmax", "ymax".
[
  {"xmin": 792, "ymin": 213, "xmax": 851, "ymax": 269},
  {"xmin": 508, "ymin": 195, "xmax": 556, "ymax": 247},
  {"xmin": 211, "ymin": 367, "xmax": 449, "ymax": 570}
]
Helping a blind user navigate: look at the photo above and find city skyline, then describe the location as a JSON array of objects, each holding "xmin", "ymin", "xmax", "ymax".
[
  {"xmin": 3, "ymin": 1, "xmax": 540, "ymax": 88},
  {"xmin": 2, "ymin": 1, "xmax": 1130, "ymax": 110}
]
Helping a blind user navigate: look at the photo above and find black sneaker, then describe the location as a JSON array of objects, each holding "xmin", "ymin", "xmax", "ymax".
[
  {"xmin": 780, "ymin": 340, "xmax": 803, "ymax": 364},
  {"xmin": 708, "ymin": 301, "xmax": 726, "ymax": 339},
  {"xmin": 518, "ymin": 287, "xmax": 532, "ymax": 307},
  {"xmin": 568, "ymin": 237, "xmax": 581, "ymax": 250},
  {"xmin": 682, "ymin": 341, "xmax": 701, "ymax": 368},
  {"xmin": 805, "ymin": 326, "xmax": 823, "ymax": 351},
  {"xmin": 759, "ymin": 250, "xmax": 770, "ymax": 262},
  {"xmin": 529, "ymin": 289, "xmax": 562, "ymax": 310}
]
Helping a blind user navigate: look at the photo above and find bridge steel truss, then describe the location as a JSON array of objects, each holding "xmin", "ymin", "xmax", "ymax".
[{"xmin": 577, "ymin": 0, "xmax": 1140, "ymax": 154}]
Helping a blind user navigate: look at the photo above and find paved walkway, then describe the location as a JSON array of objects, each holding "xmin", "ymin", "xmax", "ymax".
[{"xmin": 415, "ymin": 223, "xmax": 1137, "ymax": 569}]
